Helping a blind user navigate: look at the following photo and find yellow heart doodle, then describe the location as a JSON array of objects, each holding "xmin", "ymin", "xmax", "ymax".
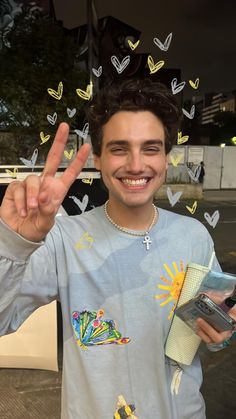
[
  {"xmin": 82, "ymin": 178, "xmax": 93, "ymax": 186},
  {"xmin": 75, "ymin": 232, "xmax": 94, "ymax": 250},
  {"xmin": 186, "ymin": 201, "xmax": 197, "ymax": 214},
  {"xmin": 76, "ymin": 84, "xmax": 92, "ymax": 100},
  {"xmin": 40, "ymin": 132, "xmax": 51, "ymax": 145},
  {"xmin": 5, "ymin": 167, "xmax": 18, "ymax": 178},
  {"xmin": 64, "ymin": 149, "xmax": 74, "ymax": 160},
  {"xmin": 189, "ymin": 78, "xmax": 199, "ymax": 89},
  {"xmin": 177, "ymin": 131, "xmax": 189, "ymax": 145},
  {"xmin": 147, "ymin": 56, "xmax": 165, "ymax": 74},
  {"xmin": 128, "ymin": 39, "xmax": 140, "ymax": 50},
  {"xmin": 170, "ymin": 154, "xmax": 182, "ymax": 167},
  {"xmin": 47, "ymin": 81, "xmax": 63, "ymax": 100}
]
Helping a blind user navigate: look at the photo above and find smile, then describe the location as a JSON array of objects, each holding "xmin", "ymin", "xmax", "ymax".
[{"xmin": 120, "ymin": 178, "xmax": 150, "ymax": 186}]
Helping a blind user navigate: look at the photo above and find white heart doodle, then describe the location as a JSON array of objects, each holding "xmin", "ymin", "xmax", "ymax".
[
  {"xmin": 204, "ymin": 210, "xmax": 220, "ymax": 228},
  {"xmin": 69, "ymin": 195, "xmax": 89, "ymax": 213},
  {"xmin": 47, "ymin": 112, "xmax": 57, "ymax": 125},
  {"xmin": 186, "ymin": 165, "xmax": 201, "ymax": 183},
  {"xmin": 153, "ymin": 32, "xmax": 173, "ymax": 51},
  {"xmin": 75, "ymin": 123, "xmax": 89, "ymax": 140},
  {"xmin": 19, "ymin": 148, "xmax": 38, "ymax": 170},
  {"xmin": 111, "ymin": 55, "xmax": 130, "ymax": 74},
  {"xmin": 171, "ymin": 78, "xmax": 186, "ymax": 95},
  {"xmin": 92, "ymin": 66, "xmax": 102, "ymax": 77},
  {"xmin": 67, "ymin": 108, "xmax": 76, "ymax": 118},
  {"xmin": 167, "ymin": 187, "xmax": 183, "ymax": 207},
  {"xmin": 182, "ymin": 105, "xmax": 195, "ymax": 119}
]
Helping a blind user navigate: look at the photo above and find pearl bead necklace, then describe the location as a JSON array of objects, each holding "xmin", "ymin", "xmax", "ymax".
[{"xmin": 103, "ymin": 200, "xmax": 158, "ymax": 250}]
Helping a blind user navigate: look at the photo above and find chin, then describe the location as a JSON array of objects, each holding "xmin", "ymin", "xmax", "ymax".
[{"xmin": 119, "ymin": 196, "xmax": 154, "ymax": 208}]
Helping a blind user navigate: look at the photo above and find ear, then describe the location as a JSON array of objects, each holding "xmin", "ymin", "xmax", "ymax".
[{"xmin": 93, "ymin": 154, "xmax": 101, "ymax": 170}]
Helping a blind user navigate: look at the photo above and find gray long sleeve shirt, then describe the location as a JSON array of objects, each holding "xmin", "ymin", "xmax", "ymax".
[{"xmin": 0, "ymin": 206, "xmax": 220, "ymax": 418}]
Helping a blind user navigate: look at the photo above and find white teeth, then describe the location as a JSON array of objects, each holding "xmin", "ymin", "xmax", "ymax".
[{"xmin": 121, "ymin": 178, "xmax": 148, "ymax": 186}]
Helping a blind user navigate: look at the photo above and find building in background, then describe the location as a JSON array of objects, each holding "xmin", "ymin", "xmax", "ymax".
[
  {"xmin": 183, "ymin": 90, "xmax": 236, "ymax": 146},
  {"xmin": 201, "ymin": 92, "xmax": 236, "ymax": 125},
  {"xmin": 220, "ymin": 95, "xmax": 235, "ymax": 113},
  {"xmin": 201, "ymin": 93, "xmax": 224, "ymax": 125}
]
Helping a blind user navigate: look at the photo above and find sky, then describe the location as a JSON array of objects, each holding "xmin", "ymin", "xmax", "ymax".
[{"xmin": 52, "ymin": 0, "xmax": 236, "ymax": 99}]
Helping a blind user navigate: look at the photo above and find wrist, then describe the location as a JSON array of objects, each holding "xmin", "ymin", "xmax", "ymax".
[{"xmin": 0, "ymin": 218, "xmax": 43, "ymax": 260}]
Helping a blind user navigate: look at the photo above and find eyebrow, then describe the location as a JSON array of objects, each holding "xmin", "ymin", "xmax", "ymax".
[{"xmin": 105, "ymin": 139, "xmax": 164, "ymax": 148}]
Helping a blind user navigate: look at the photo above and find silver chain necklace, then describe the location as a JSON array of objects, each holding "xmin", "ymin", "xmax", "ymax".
[{"xmin": 104, "ymin": 200, "xmax": 158, "ymax": 250}]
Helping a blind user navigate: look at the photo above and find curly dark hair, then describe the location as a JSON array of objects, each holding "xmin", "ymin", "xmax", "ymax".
[{"xmin": 86, "ymin": 77, "xmax": 182, "ymax": 156}]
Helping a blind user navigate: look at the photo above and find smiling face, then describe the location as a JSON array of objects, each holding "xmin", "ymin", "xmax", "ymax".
[{"xmin": 94, "ymin": 111, "xmax": 168, "ymax": 213}]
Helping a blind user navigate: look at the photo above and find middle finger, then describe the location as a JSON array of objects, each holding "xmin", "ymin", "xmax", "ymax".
[{"xmin": 60, "ymin": 143, "xmax": 91, "ymax": 190}]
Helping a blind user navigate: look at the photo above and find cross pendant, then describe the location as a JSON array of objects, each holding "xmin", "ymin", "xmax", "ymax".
[{"xmin": 142, "ymin": 235, "xmax": 152, "ymax": 250}]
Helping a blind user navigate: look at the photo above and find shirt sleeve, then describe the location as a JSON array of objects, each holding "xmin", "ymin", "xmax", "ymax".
[{"xmin": 0, "ymin": 219, "xmax": 59, "ymax": 336}]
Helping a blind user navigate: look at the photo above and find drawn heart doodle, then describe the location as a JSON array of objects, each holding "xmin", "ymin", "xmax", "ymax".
[{"xmin": 111, "ymin": 55, "xmax": 130, "ymax": 74}]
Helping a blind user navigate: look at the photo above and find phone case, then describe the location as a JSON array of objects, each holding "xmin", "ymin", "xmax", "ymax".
[{"xmin": 175, "ymin": 294, "xmax": 236, "ymax": 333}]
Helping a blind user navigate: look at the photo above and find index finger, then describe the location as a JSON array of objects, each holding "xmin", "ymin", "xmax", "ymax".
[{"xmin": 42, "ymin": 122, "xmax": 69, "ymax": 177}]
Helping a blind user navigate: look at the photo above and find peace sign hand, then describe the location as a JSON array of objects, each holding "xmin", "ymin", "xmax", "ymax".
[{"xmin": 0, "ymin": 123, "xmax": 91, "ymax": 242}]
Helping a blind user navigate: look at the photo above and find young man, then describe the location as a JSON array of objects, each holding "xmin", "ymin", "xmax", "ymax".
[{"xmin": 0, "ymin": 78, "xmax": 234, "ymax": 418}]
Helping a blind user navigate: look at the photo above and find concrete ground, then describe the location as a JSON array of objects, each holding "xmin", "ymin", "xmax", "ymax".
[
  {"xmin": 0, "ymin": 363, "xmax": 62, "ymax": 419},
  {"xmin": 0, "ymin": 190, "xmax": 236, "ymax": 419},
  {"xmin": 203, "ymin": 189, "xmax": 236, "ymax": 201}
]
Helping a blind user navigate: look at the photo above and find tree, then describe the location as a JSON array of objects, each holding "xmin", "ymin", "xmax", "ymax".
[{"xmin": 0, "ymin": 5, "xmax": 88, "ymax": 164}]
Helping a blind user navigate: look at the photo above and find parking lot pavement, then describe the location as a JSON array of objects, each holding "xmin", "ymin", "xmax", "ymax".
[
  {"xmin": 200, "ymin": 339, "xmax": 236, "ymax": 419},
  {"xmin": 0, "ymin": 353, "xmax": 62, "ymax": 419}
]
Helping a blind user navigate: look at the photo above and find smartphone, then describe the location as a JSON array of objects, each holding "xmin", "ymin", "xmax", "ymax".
[{"xmin": 175, "ymin": 294, "xmax": 236, "ymax": 333}]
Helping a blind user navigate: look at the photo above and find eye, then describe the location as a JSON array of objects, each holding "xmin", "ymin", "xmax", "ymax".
[
  {"xmin": 144, "ymin": 147, "xmax": 160, "ymax": 154},
  {"xmin": 110, "ymin": 147, "xmax": 127, "ymax": 155}
]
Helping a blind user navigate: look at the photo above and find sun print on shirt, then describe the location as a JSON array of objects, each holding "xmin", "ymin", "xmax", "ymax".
[{"xmin": 155, "ymin": 261, "xmax": 186, "ymax": 319}]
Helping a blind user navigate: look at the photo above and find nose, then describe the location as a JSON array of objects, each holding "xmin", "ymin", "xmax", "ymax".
[{"xmin": 126, "ymin": 151, "xmax": 145, "ymax": 173}]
